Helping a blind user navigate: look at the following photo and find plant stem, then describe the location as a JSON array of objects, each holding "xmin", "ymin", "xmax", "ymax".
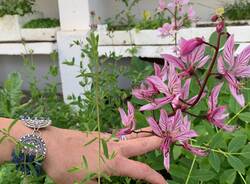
[
  {"xmin": 191, "ymin": 33, "xmax": 222, "ymax": 107},
  {"xmin": 203, "ymin": 41, "xmax": 217, "ymax": 50},
  {"xmin": 91, "ymin": 34, "xmax": 102, "ymax": 184},
  {"xmin": 185, "ymin": 155, "xmax": 197, "ymax": 184},
  {"xmin": 238, "ymin": 172, "xmax": 247, "ymax": 184},
  {"xmin": 193, "ymin": 72, "xmax": 202, "ymax": 88},
  {"xmin": 174, "ymin": 6, "xmax": 178, "ymax": 47},
  {"xmin": 226, "ymin": 102, "xmax": 250, "ymax": 125}
]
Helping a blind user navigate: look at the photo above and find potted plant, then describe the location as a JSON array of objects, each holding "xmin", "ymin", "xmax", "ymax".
[
  {"xmin": 96, "ymin": 0, "xmax": 250, "ymax": 47},
  {"xmin": 21, "ymin": 18, "xmax": 60, "ymax": 41},
  {"xmin": 0, "ymin": 0, "xmax": 42, "ymax": 42}
]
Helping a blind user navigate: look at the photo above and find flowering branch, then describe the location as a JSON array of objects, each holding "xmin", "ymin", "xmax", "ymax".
[{"xmin": 116, "ymin": 4, "xmax": 250, "ymax": 173}]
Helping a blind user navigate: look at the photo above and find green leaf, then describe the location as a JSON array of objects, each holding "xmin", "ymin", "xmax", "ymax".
[
  {"xmin": 227, "ymin": 155, "xmax": 245, "ymax": 174},
  {"xmin": 109, "ymin": 151, "xmax": 117, "ymax": 160},
  {"xmin": 83, "ymin": 137, "xmax": 97, "ymax": 147},
  {"xmin": 67, "ymin": 166, "xmax": 81, "ymax": 173},
  {"xmin": 190, "ymin": 169, "xmax": 216, "ymax": 182},
  {"xmin": 229, "ymin": 97, "xmax": 241, "ymax": 114},
  {"xmin": 228, "ymin": 135, "xmax": 247, "ymax": 152},
  {"xmin": 246, "ymin": 169, "xmax": 250, "ymax": 184},
  {"xmin": 7, "ymin": 119, "xmax": 18, "ymax": 133},
  {"xmin": 81, "ymin": 172, "xmax": 97, "ymax": 183},
  {"xmin": 63, "ymin": 57, "xmax": 75, "ymax": 66},
  {"xmin": 82, "ymin": 155, "xmax": 88, "ymax": 169},
  {"xmin": 210, "ymin": 132, "xmax": 224, "ymax": 149},
  {"xmin": 241, "ymin": 144, "xmax": 250, "ymax": 159},
  {"xmin": 101, "ymin": 139, "xmax": 109, "ymax": 159},
  {"xmin": 219, "ymin": 169, "xmax": 236, "ymax": 184},
  {"xmin": 135, "ymin": 111, "xmax": 147, "ymax": 128},
  {"xmin": 239, "ymin": 112, "xmax": 250, "ymax": 123},
  {"xmin": 208, "ymin": 152, "xmax": 221, "ymax": 172},
  {"xmin": 0, "ymin": 135, "xmax": 7, "ymax": 144},
  {"xmin": 169, "ymin": 164, "xmax": 189, "ymax": 179},
  {"xmin": 173, "ymin": 145, "xmax": 182, "ymax": 160}
]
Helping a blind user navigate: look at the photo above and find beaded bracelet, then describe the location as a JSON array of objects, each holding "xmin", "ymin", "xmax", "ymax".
[{"xmin": 11, "ymin": 116, "xmax": 51, "ymax": 176}]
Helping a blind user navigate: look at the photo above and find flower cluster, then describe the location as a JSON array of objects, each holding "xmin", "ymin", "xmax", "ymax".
[
  {"xmin": 157, "ymin": 0, "xmax": 196, "ymax": 37},
  {"xmin": 117, "ymin": 13, "xmax": 250, "ymax": 171}
]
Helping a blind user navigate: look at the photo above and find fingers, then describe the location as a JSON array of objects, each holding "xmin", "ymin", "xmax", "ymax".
[
  {"xmin": 126, "ymin": 127, "xmax": 153, "ymax": 139},
  {"xmin": 116, "ymin": 157, "xmax": 166, "ymax": 184},
  {"xmin": 120, "ymin": 136, "xmax": 162, "ymax": 158}
]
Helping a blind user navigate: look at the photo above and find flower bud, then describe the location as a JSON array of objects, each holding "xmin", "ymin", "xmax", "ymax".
[
  {"xmin": 216, "ymin": 21, "xmax": 225, "ymax": 33},
  {"xmin": 211, "ymin": 15, "xmax": 219, "ymax": 22},
  {"xmin": 179, "ymin": 37, "xmax": 204, "ymax": 56}
]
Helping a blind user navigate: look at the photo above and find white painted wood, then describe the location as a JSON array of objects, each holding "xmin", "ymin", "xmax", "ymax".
[
  {"xmin": 0, "ymin": 13, "xmax": 42, "ymax": 42},
  {"xmin": 57, "ymin": 31, "xmax": 91, "ymax": 103},
  {"xmin": 58, "ymin": 0, "xmax": 91, "ymax": 30},
  {"xmin": 131, "ymin": 29, "xmax": 174, "ymax": 45},
  {"xmin": 98, "ymin": 30, "xmax": 133, "ymax": 46},
  {"xmin": 98, "ymin": 45, "xmax": 174, "ymax": 58},
  {"xmin": 21, "ymin": 27, "xmax": 60, "ymax": 41},
  {"xmin": 0, "ymin": 42, "xmax": 57, "ymax": 55},
  {"xmin": 97, "ymin": 26, "xmax": 250, "ymax": 46}
]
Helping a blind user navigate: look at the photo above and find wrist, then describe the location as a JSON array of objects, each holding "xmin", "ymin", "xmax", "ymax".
[
  {"xmin": 0, "ymin": 118, "xmax": 32, "ymax": 163},
  {"xmin": 0, "ymin": 118, "xmax": 55, "ymax": 165}
]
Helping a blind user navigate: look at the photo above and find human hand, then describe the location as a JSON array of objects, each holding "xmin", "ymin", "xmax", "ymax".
[{"xmin": 43, "ymin": 127, "xmax": 166, "ymax": 184}]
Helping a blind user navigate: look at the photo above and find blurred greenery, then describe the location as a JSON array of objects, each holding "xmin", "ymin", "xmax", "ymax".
[
  {"xmin": 23, "ymin": 18, "xmax": 60, "ymax": 28},
  {"xmin": 224, "ymin": 0, "xmax": 250, "ymax": 21},
  {"xmin": 0, "ymin": 0, "xmax": 35, "ymax": 17}
]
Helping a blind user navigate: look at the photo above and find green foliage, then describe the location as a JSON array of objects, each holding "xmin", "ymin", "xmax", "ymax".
[
  {"xmin": 0, "ymin": 73, "xmax": 23, "ymax": 117},
  {"xmin": 23, "ymin": 18, "xmax": 60, "ymax": 28},
  {"xmin": 105, "ymin": 0, "xmax": 142, "ymax": 31},
  {"xmin": 1, "ymin": 30, "xmax": 250, "ymax": 184},
  {"xmin": 0, "ymin": 0, "xmax": 35, "ymax": 17},
  {"xmin": 224, "ymin": 0, "xmax": 250, "ymax": 20},
  {"xmin": 105, "ymin": 0, "xmax": 192, "ymax": 31}
]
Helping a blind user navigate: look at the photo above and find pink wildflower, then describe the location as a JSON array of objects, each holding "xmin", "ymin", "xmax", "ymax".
[
  {"xmin": 217, "ymin": 35, "xmax": 250, "ymax": 106},
  {"xmin": 147, "ymin": 109, "xmax": 206, "ymax": 171},
  {"xmin": 207, "ymin": 83, "xmax": 236, "ymax": 132},
  {"xmin": 117, "ymin": 102, "xmax": 136, "ymax": 139},
  {"xmin": 162, "ymin": 42, "xmax": 209, "ymax": 78}
]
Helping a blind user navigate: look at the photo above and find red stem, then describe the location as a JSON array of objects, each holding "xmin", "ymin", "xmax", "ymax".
[{"xmin": 190, "ymin": 33, "xmax": 222, "ymax": 107}]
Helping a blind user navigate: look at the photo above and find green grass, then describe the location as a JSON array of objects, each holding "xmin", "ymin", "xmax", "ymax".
[{"xmin": 23, "ymin": 18, "xmax": 60, "ymax": 28}]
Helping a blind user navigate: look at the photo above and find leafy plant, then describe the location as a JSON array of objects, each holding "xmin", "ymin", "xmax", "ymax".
[
  {"xmin": 23, "ymin": 18, "xmax": 60, "ymax": 28},
  {"xmin": 0, "ymin": 0, "xmax": 35, "ymax": 17},
  {"xmin": 105, "ymin": 0, "xmax": 141, "ymax": 31},
  {"xmin": 224, "ymin": 0, "xmax": 250, "ymax": 20}
]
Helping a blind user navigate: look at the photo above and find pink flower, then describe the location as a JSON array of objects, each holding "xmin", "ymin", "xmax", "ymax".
[
  {"xmin": 154, "ymin": 61, "xmax": 168, "ymax": 81},
  {"xmin": 117, "ymin": 102, "xmax": 136, "ymax": 139},
  {"xmin": 140, "ymin": 65, "xmax": 181, "ymax": 111},
  {"xmin": 162, "ymin": 42, "xmax": 209, "ymax": 78},
  {"xmin": 187, "ymin": 6, "xmax": 196, "ymax": 20},
  {"xmin": 132, "ymin": 61, "xmax": 168, "ymax": 101},
  {"xmin": 172, "ymin": 78, "xmax": 206, "ymax": 109},
  {"xmin": 158, "ymin": 0, "xmax": 167, "ymax": 12},
  {"xmin": 158, "ymin": 23, "xmax": 173, "ymax": 37},
  {"xmin": 168, "ymin": 0, "xmax": 189, "ymax": 10},
  {"xmin": 132, "ymin": 82, "xmax": 157, "ymax": 101},
  {"xmin": 180, "ymin": 116, "xmax": 208, "ymax": 156},
  {"xmin": 179, "ymin": 37, "xmax": 204, "ymax": 56},
  {"xmin": 147, "ymin": 109, "xmax": 206, "ymax": 171},
  {"xmin": 207, "ymin": 83, "xmax": 236, "ymax": 132},
  {"xmin": 217, "ymin": 35, "xmax": 250, "ymax": 107}
]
